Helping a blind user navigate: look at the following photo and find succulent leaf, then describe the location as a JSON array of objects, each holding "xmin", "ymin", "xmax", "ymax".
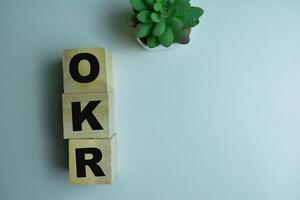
[
  {"xmin": 165, "ymin": 0, "xmax": 174, "ymax": 8},
  {"xmin": 166, "ymin": 17, "xmax": 183, "ymax": 30},
  {"xmin": 135, "ymin": 23, "xmax": 154, "ymax": 38},
  {"xmin": 175, "ymin": 0, "xmax": 190, "ymax": 3},
  {"xmin": 181, "ymin": 13, "xmax": 200, "ymax": 28},
  {"xmin": 153, "ymin": 2, "xmax": 162, "ymax": 11},
  {"xmin": 151, "ymin": 12, "xmax": 162, "ymax": 22},
  {"xmin": 189, "ymin": 6, "xmax": 204, "ymax": 18},
  {"xmin": 166, "ymin": 7, "xmax": 178, "ymax": 18},
  {"xmin": 159, "ymin": 27, "xmax": 174, "ymax": 47},
  {"xmin": 155, "ymin": 0, "xmax": 165, "ymax": 4},
  {"xmin": 152, "ymin": 20, "xmax": 166, "ymax": 36},
  {"xmin": 137, "ymin": 10, "xmax": 152, "ymax": 23},
  {"xmin": 160, "ymin": 11, "xmax": 169, "ymax": 18},
  {"xmin": 145, "ymin": 0, "xmax": 155, "ymax": 6},
  {"xmin": 173, "ymin": 1, "xmax": 190, "ymax": 14},
  {"xmin": 130, "ymin": 0, "xmax": 149, "ymax": 11},
  {"xmin": 190, "ymin": 18, "xmax": 199, "ymax": 27},
  {"xmin": 147, "ymin": 35, "xmax": 159, "ymax": 48},
  {"xmin": 174, "ymin": 29, "xmax": 190, "ymax": 44},
  {"xmin": 166, "ymin": 0, "xmax": 175, "ymax": 4}
]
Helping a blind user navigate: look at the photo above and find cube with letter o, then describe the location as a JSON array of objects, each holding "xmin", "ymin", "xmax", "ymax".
[{"xmin": 63, "ymin": 48, "xmax": 113, "ymax": 93}]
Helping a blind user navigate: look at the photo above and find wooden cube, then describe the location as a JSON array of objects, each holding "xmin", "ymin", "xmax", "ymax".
[
  {"xmin": 63, "ymin": 48, "xmax": 113, "ymax": 93},
  {"xmin": 69, "ymin": 135, "xmax": 117, "ymax": 184},
  {"xmin": 62, "ymin": 93, "xmax": 114, "ymax": 139}
]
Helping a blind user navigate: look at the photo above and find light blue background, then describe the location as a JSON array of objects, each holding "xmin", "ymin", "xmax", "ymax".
[{"xmin": 1, "ymin": 0, "xmax": 300, "ymax": 199}]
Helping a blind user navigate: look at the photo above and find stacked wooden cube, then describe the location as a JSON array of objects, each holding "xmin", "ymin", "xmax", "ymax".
[{"xmin": 62, "ymin": 48, "xmax": 117, "ymax": 184}]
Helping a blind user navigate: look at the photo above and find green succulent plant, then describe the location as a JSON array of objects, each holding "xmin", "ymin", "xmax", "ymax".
[{"xmin": 128, "ymin": 0, "xmax": 204, "ymax": 48}]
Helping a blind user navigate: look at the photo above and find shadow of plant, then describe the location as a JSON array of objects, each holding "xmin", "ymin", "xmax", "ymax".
[{"xmin": 101, "ymin": 4, "xmax": 142, "ymax": 51}]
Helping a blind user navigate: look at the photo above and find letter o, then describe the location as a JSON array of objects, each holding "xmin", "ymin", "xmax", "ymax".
[{"xmin": 69, "ymin": 53, "xmax": 100, "ymax": 83}]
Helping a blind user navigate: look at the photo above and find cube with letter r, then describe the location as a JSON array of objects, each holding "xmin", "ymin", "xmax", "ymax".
[{"xmin": 68, "ymin": 136, "xmax": 117, "ymax": 184}]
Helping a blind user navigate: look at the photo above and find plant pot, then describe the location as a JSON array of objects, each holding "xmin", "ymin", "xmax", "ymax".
[
  {"xmin": 135, "ymin": 29, "xmax": 191, "ymax": 51},
  {"xmin": 136, "ymin": 38, "xmax": 181, "ymax": 51}
]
